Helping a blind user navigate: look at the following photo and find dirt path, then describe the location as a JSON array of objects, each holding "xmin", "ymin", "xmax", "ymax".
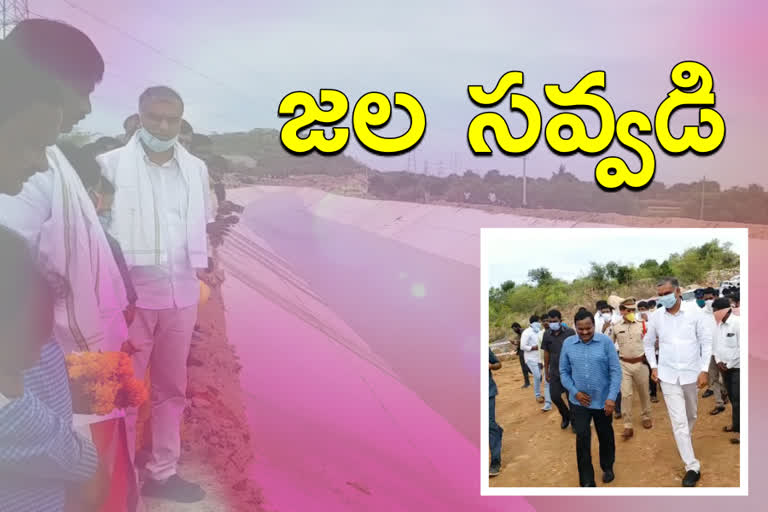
[
  {"xmin": 145, "ymin": 271, "xmax": 266, "ymax": 512},
  {"xmin": 490, "ymin": 358, "xmax": 740, "ymax": 488}
]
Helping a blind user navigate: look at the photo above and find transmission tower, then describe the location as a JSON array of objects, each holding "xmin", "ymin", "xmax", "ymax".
[{"xmin": 1, "ymin": 0, "xmax": 28, "ymax": 38}]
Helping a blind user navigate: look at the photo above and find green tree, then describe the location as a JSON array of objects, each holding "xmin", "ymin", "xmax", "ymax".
[
  {"xmin": 500, "ymin": 280, "xmax": 516, "ymax": 292},
  {"xmin": 528, "ymin": 268, "xmax": 553, "ymax": 286},
  {"xmin": 588, "ymin": 262, "xmax": 608, "ymax": 288},
  {"xmin": 615, "ymin": 265, "xmax": 634, "ymax": 285}
]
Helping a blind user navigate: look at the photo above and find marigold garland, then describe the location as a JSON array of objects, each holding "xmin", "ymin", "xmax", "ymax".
[{"xmin": 65, "ymin": 351, "xmax": 148, "ymax": 416}]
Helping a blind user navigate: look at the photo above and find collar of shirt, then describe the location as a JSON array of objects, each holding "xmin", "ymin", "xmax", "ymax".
[
  {"xmin": 0, "ymin": 392, "xmax": 9, "ymax": 410},
  {"xmin": 569, "ymin": 335, "xmax": 595, "ymax": 345},
  {"xmin": 142, "ymin": 148, "xmax": 179, "ymax": 169}
]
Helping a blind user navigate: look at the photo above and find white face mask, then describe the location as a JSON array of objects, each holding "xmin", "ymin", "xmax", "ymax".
[
  {"xmin": 601, "ymin": 313, "xmax": 612, "ymax": 322},
  {"xmin": 138, "ymin": 127, "xmax": 178, "ymax": 153}
]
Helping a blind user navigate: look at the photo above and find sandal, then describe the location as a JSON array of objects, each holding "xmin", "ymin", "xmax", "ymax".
[
  {"xmin": 730, "ymin": 438, "xmax": 740, "ymax": 444},
  {"xmin": 723, "ymin": 425, "xmax": 738, "ymax": 433},
  {"xmin": 710, "ymin": 406, "xmax": 726, "ymax": 415}
]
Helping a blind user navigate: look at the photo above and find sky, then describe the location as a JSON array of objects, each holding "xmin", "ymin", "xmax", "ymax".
[
  {"xmin": 485, "ymin": 228, "xmax": 747, "ymax": 288},
  {"xmin": 23, "ymin": 0, "xmax": 767, "ymax": 187}
]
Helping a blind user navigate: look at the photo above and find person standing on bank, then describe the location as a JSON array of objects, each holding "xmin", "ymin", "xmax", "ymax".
[
  {"xmin": 99, "ymin": 86, "xmax": 228, "ymax": 503},
  {"xmin": 560, "ymin": 309, "xmax": 622, "ymax": 487},
  {"xmin": 712, "ymin": 298, "xmax": 740, "ymax": 445},
  {"xmin": 612, "ymin": 298, "xmax": 653, "ymax": 440},
  {"xmin": 542, "ymin": 309, "xmax": 576, "ymax": 431},
  {"xmin": 489, "ymin": 348, "xmax": 503, "ymax": 476},
  {"xmin": 644, "ymin": 277, "xmax": 713, "ymax": 487}
]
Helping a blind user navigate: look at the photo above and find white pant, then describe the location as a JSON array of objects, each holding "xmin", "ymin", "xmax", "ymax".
[
  {"xmin": 660, "ymin": 380, "xmax": 700, "ymax": 473},
  {"xmin": 125, "ymin": 305, "xmax": 198, "ymax": 481}
]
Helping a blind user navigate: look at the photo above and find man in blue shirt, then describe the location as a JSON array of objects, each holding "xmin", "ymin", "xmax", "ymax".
[
  {"xmin": 489, "ymin": 349, "xmax": 503, "ymax": 477},
  {"xmin": 560, "ymin": 309, "xmax": 622, "ymax": 487}
]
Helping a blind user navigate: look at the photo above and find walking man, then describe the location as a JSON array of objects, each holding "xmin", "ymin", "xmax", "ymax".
[
  {"xmin": 644, "ymin": 277, "xmax": 713, "ymax": 487},
  {"xmin": 520, "ymin": 315, "xmax": 551, "ymax": 409},
  {"xmin": 612, "ymin": 298, "xmax": 653, "ymax": 440},
  {"xmin": 712, "ymin": 298, "xmax": 740, "ymax": 445},
  {"xmin": 542, "ymin": 309, "xmax": 576, "ymax": 431},
  {"xmin": 560, "ymin": 309, "xmax": 621, "ymax": 487}
]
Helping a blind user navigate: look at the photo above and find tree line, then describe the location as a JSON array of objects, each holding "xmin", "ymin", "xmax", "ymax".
[{"xmin": 488, "ymin": 239, "xmax": 739, "ymax": 342}]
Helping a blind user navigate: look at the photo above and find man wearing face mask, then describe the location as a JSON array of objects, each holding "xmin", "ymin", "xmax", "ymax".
[
  {"xmin": 698, "ymin": 288, "xmax": 727, "ymax": 413},
  {"xmin": 644, "ymin": 277, "xmax": 713, "ymax": 487},
  {"xmin": 597, "ymin": 303, "xmax": 622, "ymax": 418},
  {"xmin": 520, "ymin": 315, "xmax": 551, "ymax": 409},
  {"xmin": 537, "ymin": 315, "xmax": 552, "ymax": 412},
  {"xmin": 510, "ymin": 323, "xmax": 531, "ymax": 389},
  {"xmin": 612, "ymin": 298, "xmax": 653, "ymax": 440},
  {"xmin": 58, "ymin": 142, "xmax": 138, "ymax": 328},
  {"xmin": 542, "ymin": 310, "xmax": 577, "ymax": 430},
  {"xmin": 712, "ymin": 297, "xmax": 740, "ymax": 445},
  {"xmin": 98, "ymin": 86, "xmax": 217, "ymax": 503}
]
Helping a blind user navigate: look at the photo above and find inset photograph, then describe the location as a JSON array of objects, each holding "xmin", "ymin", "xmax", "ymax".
[{"xmin": 481, "ymin": 228, "xmax": 747, "ymax": 495}]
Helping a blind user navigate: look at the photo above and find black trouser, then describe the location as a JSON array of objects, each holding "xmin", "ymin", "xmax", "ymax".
[
  {"xmin": 548, "ymin": 376, "xmax": 572, "ymax": 423},
  {"xmin": 518, "ymin": 350, "xmax": 530, "ymax": 385},
  {"xmin": 645, "ymin": 359, "xmax": 657, "ymax": 397},
  {"xmin": 572, "ymin": 404, "xmax": 615, "ymax": 486},
  {"xmin": 724, "ymin": 368, "xmax": 740, "ymax": 432},
  {"xmin": 489, "ymin": 396, "xmax": 503, "ymax": 464}
]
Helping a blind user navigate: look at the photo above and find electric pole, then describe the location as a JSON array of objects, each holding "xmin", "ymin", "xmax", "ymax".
[{"xmin": 1, "ymin": 0, "xmax": 28, "ymax": 39}]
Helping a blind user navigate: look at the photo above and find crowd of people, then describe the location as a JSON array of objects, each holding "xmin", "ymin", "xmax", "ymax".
[
  {"xmin": 489, "ymin": 278, "xmax": 741, "ymax": 488},
  {"xmin": 0, "ymin": 18, "xmax": 242, "ymax": 512}
]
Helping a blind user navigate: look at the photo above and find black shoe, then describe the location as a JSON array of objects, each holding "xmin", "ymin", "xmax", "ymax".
[
  {"xmin": 581, "ymin": 481, "xmax": 597, "ymax": 487},
  {"xmin": 702, "ymin": 389, "xmax": 714, "ymax": 398},
  {"xmin": 142, "ymin": 475, "xmax": 206, "ymax": 503},
  {"xmin": 490, "ymin": 462, "xmax": 501, "ymax": 477},
  {"xmin": 602, "ymin": 469, "xmax": 615, "ymax": 483},
  {"xmin": 560, "ymin": 418, "xmax": 570, "ymax": 430},
  {"xmin": 682, "ymin": 470, "xmax": 700, "ymax": 487},
  {"xmin": 521, "ymin": 383, "xmax": 531, "ymax": 389}
]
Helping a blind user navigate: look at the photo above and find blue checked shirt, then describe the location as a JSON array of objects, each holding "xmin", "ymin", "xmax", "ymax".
[
  {"xmin": 0, "ymin": 341, "xmax": 99, "ymax": 512},
  {"xmin": 559, "ymin": 332, "xmax": 622, "ymax": 410}
]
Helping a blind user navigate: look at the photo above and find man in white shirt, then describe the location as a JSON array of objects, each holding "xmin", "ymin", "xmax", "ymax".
[
  {"xmin": 99, "ymin": 86, "xmax": 224, "ymax": 504},
  {"xmin": 697, "ymin": 288, "xmax": 728, "ymax": 414},
  {"xmin": 644, "ymin": 277, "xmax": 712, "ymax": 487},
  {"xmin": 712, "ymin": 297, "xmax": 740, "ymax": 445},
  {"xmin": 520, "ymin": 315, "xmax": 551, "ymax": 409}
]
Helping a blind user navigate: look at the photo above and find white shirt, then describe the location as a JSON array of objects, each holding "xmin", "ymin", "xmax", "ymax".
[
  {"xmin": 520, "ymin": 327, "xmax": 541, "ymax": 364},
  {"xmin": 643, "ymin": 304, "xmax": 713, "ymax": 385},
  {"xmin": 0, "ymin": 170, "xmax": 53, "ymax": 245},
  {"xmin": 714, "ymin": 313, "xmax": 740, "ymax": 369},
  {"xmin": 128, "ymin": 154, "xmax": 199, "ymax": 310}
]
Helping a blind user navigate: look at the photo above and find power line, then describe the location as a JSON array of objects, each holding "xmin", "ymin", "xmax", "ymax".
[
  {"xmin": 22, "ymin": 6, "xmax": 249, "ymax": 130},
  {"xmin": 57, "ymin": 0, "xmax": 260, "ymax": 103}
]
